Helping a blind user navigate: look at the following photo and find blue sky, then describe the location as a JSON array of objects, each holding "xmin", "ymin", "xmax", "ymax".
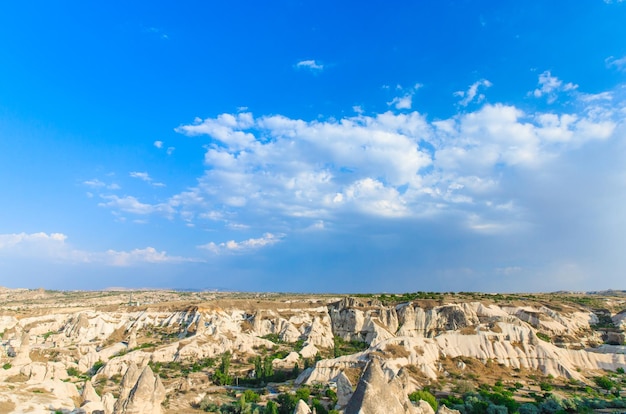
[{"xmin": 1, "ymin": 1, "xmax": 626, "ymax": 292}]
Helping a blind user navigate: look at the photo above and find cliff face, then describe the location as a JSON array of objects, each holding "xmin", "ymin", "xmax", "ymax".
[{"xmin": 0, "ymin": 289, "xmax": 625, "ymax": 413}]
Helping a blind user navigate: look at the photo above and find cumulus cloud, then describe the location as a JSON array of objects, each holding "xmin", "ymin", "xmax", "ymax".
[
  {"xmin": 454, "ymin": 79, "xmax": 492, "ymax": 107},
  {"xmin": 295, "ymin": 59, "xmax": 324, "ymax": 71},
  {"xmin": 388, "ymin": 94, "xmax": 413, "ymax": 110},
  {"xmin": 154, "ymin": 140, "xmax": 163, "ymax": 149},
  {"xmin": 531, "ymin": 71, "xmax": 578, "ymax": 103},
  {"xmin": 0, "ymin": 232, "xmax": 67, "ymax": 250},
  {"xmin": 198, "ymin": 233, "xmax": 285, "ymax": 254},
  {"xmin": 92, "ymin": 76, "xmax": 621, "ymax": 275}
]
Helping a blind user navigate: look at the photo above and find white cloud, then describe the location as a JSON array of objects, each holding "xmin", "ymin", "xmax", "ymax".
[
  {"xmin": 99, "ymin": 195, "xmax": 173, "ymax": 216},
  {"xmin": 83, "ymin": 179, "xmax": 120, "ymax": 190},
  {"xmin": 295, "ymin": 60, "xmax": 324, "ymax": 71},
  {"xmin": 105, "ymin": 247, "xmax": 197, "ymax": 266},
  {"xmin": 83, "ymin": 179, "xmax": 105, "ymax": 188},
  {"xmin": 0, "ymin": 232, "xmax": 196, "ymax": 266},
  {"xmin": 388, "ymin": 94, "xmax": 413, "ymax": 110},
  {"xmin": 198, "ymin": 233, "xmax": 284, "ymax": 254},
  {"xmin": 89, "ymin": 79, "xmax": 620, "ymax": 254},
  {"xmin": 387, "ymin": 83, "xmax": 422, "ymax": 110},
  {"xmin": 606, "ymin": 55, "xmax": 626, "ymax": 72},
  {"xmin": 0, "ymin": 232, "xmax": 67, "ymax": 250},
  {"xmin": 531, "ymin": 71, "xmax": 578, "ymax": 103},
  {"xmin": 129, "ymin": 171, "xmax": 166, "ymax": 187},
  {"xmin": 130, "ymin": 171, "xmax": 151, "ymax": 182},
  {"xmin": 454, "ymin": 79, "xmax": 492, "ymax": 107},
  {"xmin": 154, "ymin": 140, "xmax": 175, "ymax": 155}
]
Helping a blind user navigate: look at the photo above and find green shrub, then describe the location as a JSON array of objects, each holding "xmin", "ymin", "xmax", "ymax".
[
  {"xmin": 408, "ymin": 390, "xmax": 438, "ymax": 411},
  {"xmin": 595, "ymin": 376, "xmax": 615, "ymax": 391},
  {"xmin": 295, "ymin": 386, "xmax": 310, "ymax": 402},
  {"xmin": 90, "ymin": 360, "xmax": 105, "ymax": 375},
  {"xmin": 540, "ymin": 382, "xmax": 554, "ymax": 391},
  {"xmin": 536, "ymin": 332, "xmax": 551, "ymax": 342},
  {"xmin": 333, "ymin": 336, "xmax": 368, "ymax": 357},
  {"xmin": 276, "ymin": 393, "xmax": 297, "ymax": 414},
  {"xmin": 243, "ymin": 389, "xmax": 260, "ymax": 403},
  {"xmin": 262, "ymin": 333, "xmax": 281, "ymax": 343},
  {"xmin": 2, "ymin": 363, "xmax": 11, "ymax": 370}
]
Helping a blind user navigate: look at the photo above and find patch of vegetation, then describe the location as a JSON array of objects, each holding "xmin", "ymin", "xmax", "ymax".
[
  {"xmin": 66, "ymin": 367, "xmax": 80, "ymax": 377},
  {"xmin": 134, "ymin": 342, "xmax": 156, "ymax": 350},
  {"xmin": 594, "ymin": 375, "xmax": 617, "ymax": 392},
  {"xmin": 539, "ymin": 381, "xmax": 553, "ymax": 391},
  {"xmin": 212, "ymin": 352, "xmax": 232, "ymax": 386},
  {"xmin": 536, "ymin": 332, "xmax": 551, "ymax": 342},
  {"xmin": 2, "ymin": 363, "xmax": 11, "ymax": 370},
  {"xmin": 90, "ymin": 360, "xmax": 105, "ymax": 376},
  {"xmin": 409, "ymin": 389, "xmax": 438, "ymax": 411},
  {"xmin": 333, "ymin": 336, "xmax": 368, "ymax": 357},
  {"xmin": 262, "ymin": 333, "xmax": 282, "ymax": 344},
  {"xmin": 149, "ymin": 356, "xmax": 215, "ymax": 379}
]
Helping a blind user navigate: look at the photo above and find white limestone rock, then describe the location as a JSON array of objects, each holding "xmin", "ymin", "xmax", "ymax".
[{"xmin": 293, "ymin": 399, "xmax": 312, "ymax": 414}]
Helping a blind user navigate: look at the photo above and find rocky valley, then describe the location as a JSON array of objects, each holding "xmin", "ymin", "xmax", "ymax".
[{"xmin": 0, "ymin": 288, "xmax": 625, "ymax": 413}]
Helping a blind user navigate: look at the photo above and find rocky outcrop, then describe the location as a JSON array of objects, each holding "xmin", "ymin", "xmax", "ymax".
[
  {"xmin": 437, "ymin": 406, "xmax": 461, "ymax": 414},
  {"xmin": 273, "ymin": 351, "xmax": 300, "ymax": 370},
  {"xmin": 415, "ymin": 400, "xmax": 435, "ymax": 414},
  {"xmin": 12, "ymin": 332, "xmax": 32, "ymax": 366},
  {"xmin": 82, "ymin": 380, "xmax": 101, "ymax": 404},
  {"xmin": 344, "ymin": 358, "xmax": 417, "ymax": 414},
  {"xmin": 294, "ymin": 399, "xmax": 312, "ymax": 414},
  {"xmin": 334, "ymin": 371, "xmax": 353, "ymax": 409},
  {"xmin": 113, "ymin": 364, "xmax": 166, "ymax": 414},
  {"xmin": 1, "ymin": 290, "xmax": 625, "ymax": 414},
  {"xmin": 81, "ymin": 380, "xmax": 106, "ymax": 414}
]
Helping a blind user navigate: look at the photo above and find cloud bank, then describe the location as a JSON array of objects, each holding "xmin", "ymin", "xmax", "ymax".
[{"xmin": 72, "ymin": 73, "xmax": 626, "ymax": 291}]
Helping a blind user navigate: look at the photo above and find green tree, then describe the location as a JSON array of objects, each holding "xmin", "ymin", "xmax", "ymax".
[
  {"xmin": 213, "ymin": 352, "xmax": 233, "ymax": 386},
  {"xmin": 518, "ymin": 403, "xmax": 539, "ymax": 414},
  {"xmin": 291, "ymin": 362, "xmax": 300, "ymax": 378},
  {"xmin": 253, "ymin": 356, "xmax": 262, "ymax": 379},
  {"xmin": 262, "ymin": 355, "xmax": 274, "ymax": 379},
  {"xmin": 312, "ymin": 398, "xmax": 328, "ymax": 414},
  {"xmin": 264, "ymin": 400, "xmax": 279, "ymax": 414},
  {"xmin": 276, "ymin": 393, "xmax": 297, "ymax": 414}
]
